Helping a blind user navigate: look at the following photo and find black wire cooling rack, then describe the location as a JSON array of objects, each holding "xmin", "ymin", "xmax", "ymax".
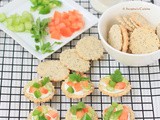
[{"xmin": 1, "ymin": 0, "xmax": 160, "ymax": 120}]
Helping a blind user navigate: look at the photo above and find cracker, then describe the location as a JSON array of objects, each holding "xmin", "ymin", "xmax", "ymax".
[
  {"xmin": 24, "ymin": 79, "xmax": 55, "ymax": 103},
  {"xmin": 27, "ymin": 106, "xmax": 60, "ymax": 120},
  {"xmin": 156, "ymin": 23, "xmax": 160, "ymax": 39},
  {"xmin": 103, "ymin": 105, "xmax": 135, "ymax": 120},
  {"xmin": 129, "ymin": 12, "xmax": 155, "ymax": 32},
  {"xmin": 76, "ymin": 36, "xmax": 104, "ymax": 60},
  {"xmin": 130, "ymin": 28, "xmax": 160, "ymax": 54},
  {"xmin": 108, "ymin": 24, "xmax": 123, "ymax": 50},
  {"xmin": 61, "ymin": 80, "xmax": 94, "ymax": 99},
  {"xmin": 60, "ymin": 49, "xmax": 90, "ymax": 72},
  {"xmin": 65, "ymin": 105, "xmax": 98, "ymax": 120},
  {"xmin": 123, "ymin": 16, "xmax": 136, "ymax": 29},
  {"xmin": 120, "ymin": 25, "xmax": 129, "ymax": 52},
  {"xmin": 116, "ymin": 16, "xmax": 133, "ymax": 31},
  {"xmin": 98, "ymin": 77, "xmax": 131, "ymax": 97},
  {"xmin": 37, "ymin": 60, "xmax": 70, "ymax": 82}
]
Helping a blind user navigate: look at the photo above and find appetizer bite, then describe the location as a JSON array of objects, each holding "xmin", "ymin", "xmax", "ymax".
[
  {"xmin": 61, "ymin": 72, "xmax": 94, "ymax": 99},
  {"xmin": 98, "ymin": 69, "xmax": 131, "ymax": 97},
  {"xmin": 76, "ymin": 36, "xmax": 104, "ymax": 61},
  {"xmin": 37, "ymin": 60, "xmax": 70, "ymax": 82},
  {"xmin": 27, "ymin": 105, "xmax": 59, "ymax": 120},
  {"xmin": 103, "ymin": 102, "xmax": 135, "ymax": 120},
  {"xmin": 24, "ymin": 77, "xmax": 55, "ymax": 103},
  {"xmin": 65, "ymin": 102, "xmax": 98, "ymax": 120}
]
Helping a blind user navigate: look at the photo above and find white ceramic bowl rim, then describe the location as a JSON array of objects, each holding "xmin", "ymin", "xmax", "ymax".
[{"xmin": 98, "ymin": 1, "xmax": 160, "ymax": 57}]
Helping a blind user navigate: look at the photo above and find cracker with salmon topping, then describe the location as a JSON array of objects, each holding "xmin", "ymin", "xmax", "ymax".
[
  {"xmin": 27, "ymin": 105, "xmax": 59, "ymax": 120},
  {"xmin": 24, "ymin": 78, "xmax": 55, "ymax": 103}
]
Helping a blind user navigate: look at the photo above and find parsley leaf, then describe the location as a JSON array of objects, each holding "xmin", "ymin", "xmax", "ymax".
[
  {"xmin": 110, "ymin": 69, "xmax": 123, "ymax": 83},
  {"xmin": 69, "ymin": 73, "xmax": 89, "ymax": 82},
  {"xmin": 31, "ymin": 17, "xmax": 54, "ymax": 54},
  {"xmin": 70, "ymin": 102, "xmax": 86, "ymax": 115}
]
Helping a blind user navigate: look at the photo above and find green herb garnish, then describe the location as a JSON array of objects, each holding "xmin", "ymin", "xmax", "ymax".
[
  {"xmin": 110, "ymin": 69, "xmax": 123, "ymax": 83},
  {"xmin": 104, "ymin": 102, "xmax": 118, "ymax": 120},
  {"xmin": 38, "ymin": 114, "xmax": 47, "ymax": 120},
  {"xmin": 110, "ymin": 110, "xmax": 123, "ymax": 120},
  {"xmin": 34, "ymin": 90, "xmax": 41, "ymax": 98},
  {"xmin": 32, "ymin": 109, "xmax": 42, "ymax": 116},
  {"xmin": 69, "ymin": 73, "xmax": 89, "ymax": 82},
  {"xmin": 30, "ymin": 0, "xmax": 62, "ymax": 15},
  {"xmin": 109, "ymin": 80, "xmax": 116, "ymax": 87},
  {"xmin": 32, "ymin": 82, "xmax": 41, "ymax": 88},
  {"xmin": 70, "ymin": 102, "xmax": 86, "ymax": 115},
  {"xmin": 81, "ymin": 113, "xmax": 92, "ymax": 120},
  {"xmin": 41, "ymin": 77, "xmax": 50, "ymax": 86},
  {"xmin": 67, "ymin": 86, "xmax": 74, "ymax": 93},
  {"xmin": 31, "ymin": 18, "xmax": 53, "ymax": 54}
]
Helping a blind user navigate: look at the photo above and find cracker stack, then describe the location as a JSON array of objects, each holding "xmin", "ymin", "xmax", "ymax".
[{"xmin": 108, "ymin": 12, "xmax": 160, "ymax": 54}]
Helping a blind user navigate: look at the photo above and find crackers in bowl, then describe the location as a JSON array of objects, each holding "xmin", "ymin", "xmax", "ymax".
[{"xmin": 108, "ymin": 12, "xmax": 160, "ymax": 54}]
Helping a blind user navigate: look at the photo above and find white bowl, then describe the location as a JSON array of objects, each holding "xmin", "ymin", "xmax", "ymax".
[{"xmin": 98, "ymin": 1, "xmax": 160, "ymax": 66}]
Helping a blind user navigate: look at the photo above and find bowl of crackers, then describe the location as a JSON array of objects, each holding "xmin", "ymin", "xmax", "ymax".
[{"xmin": 98, "ymin": 1, "xmax": 160, "ymax": 66}]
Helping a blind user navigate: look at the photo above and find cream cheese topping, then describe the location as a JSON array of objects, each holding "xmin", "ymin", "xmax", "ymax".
[
  {"xmin": 64, "ymin": 83, "xmax": 84, "ymax": 95},
  {"xmin": 26, "ymin": 87, "xmax": 52, "ymax": 99},
  {"xmin": 100, "ymin": 81, "xmax": 124, "ymax": 93}
]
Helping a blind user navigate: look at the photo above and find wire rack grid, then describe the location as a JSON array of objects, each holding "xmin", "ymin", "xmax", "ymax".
[{"xmin": 0, "ymin": 0, "xmax": 160, "ymax": 120}]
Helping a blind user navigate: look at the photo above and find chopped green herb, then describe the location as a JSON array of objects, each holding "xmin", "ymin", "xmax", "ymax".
[
  {"xmin": 81, "ymin": 113, "xmax": 92, "ymax": 120},
  {"xmin": 104, "ymin": 102, "xmax": 118, "ymax": 120},
  {"xmin": 31, "ymin": 17, "xmax": 53, "ymax": 54},
  {"xmin": 110, "ymin": 69, "xmax": 123, "ymax": 83},
  {"xmin": 69, "ymin": 73, "xmax": 89, "ymax": 82},
  {"xmin": 34, "ymin": 90, "xmax": 41, "ymax": 98},
  {"xmin": 77, "ymin": 102, "xmax": 86, "ymax": 110},
  {"xmin": 109, "ymin": 80, "xmax": 116, "ymax": 87},
  {"xmin": 110, "ymin": 110, "xmax": 123, "ymax": 120},
  {"xmin": 32, "ymin": 82, "xmax": 41, "ymax": 88},
  {"xmin": 41, "ymin": 77, "xmax": 50, "ymax": 86},
  {"xmin": 67, "ymin": 86, "xmax": 74, "ymax": 93},
  {"xmin": 38, "ymin": 114, "xmax": 47, "ymax": 120},
  {"xmin": 70, "ymin": 102, "xmax": 86, "ymax": 115},
  {"xmin": 70, "ymin": 105, "xmax": 77, "ymax": 115},
  {"xmin": 32, "ymin": 109, "xmax": 41, "ymax": 116}
]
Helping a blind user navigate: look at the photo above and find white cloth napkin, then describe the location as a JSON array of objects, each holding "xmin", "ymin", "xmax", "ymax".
[{"xmin": 154, "ymin": 0, "xmax": 160, "ymax": 5}]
